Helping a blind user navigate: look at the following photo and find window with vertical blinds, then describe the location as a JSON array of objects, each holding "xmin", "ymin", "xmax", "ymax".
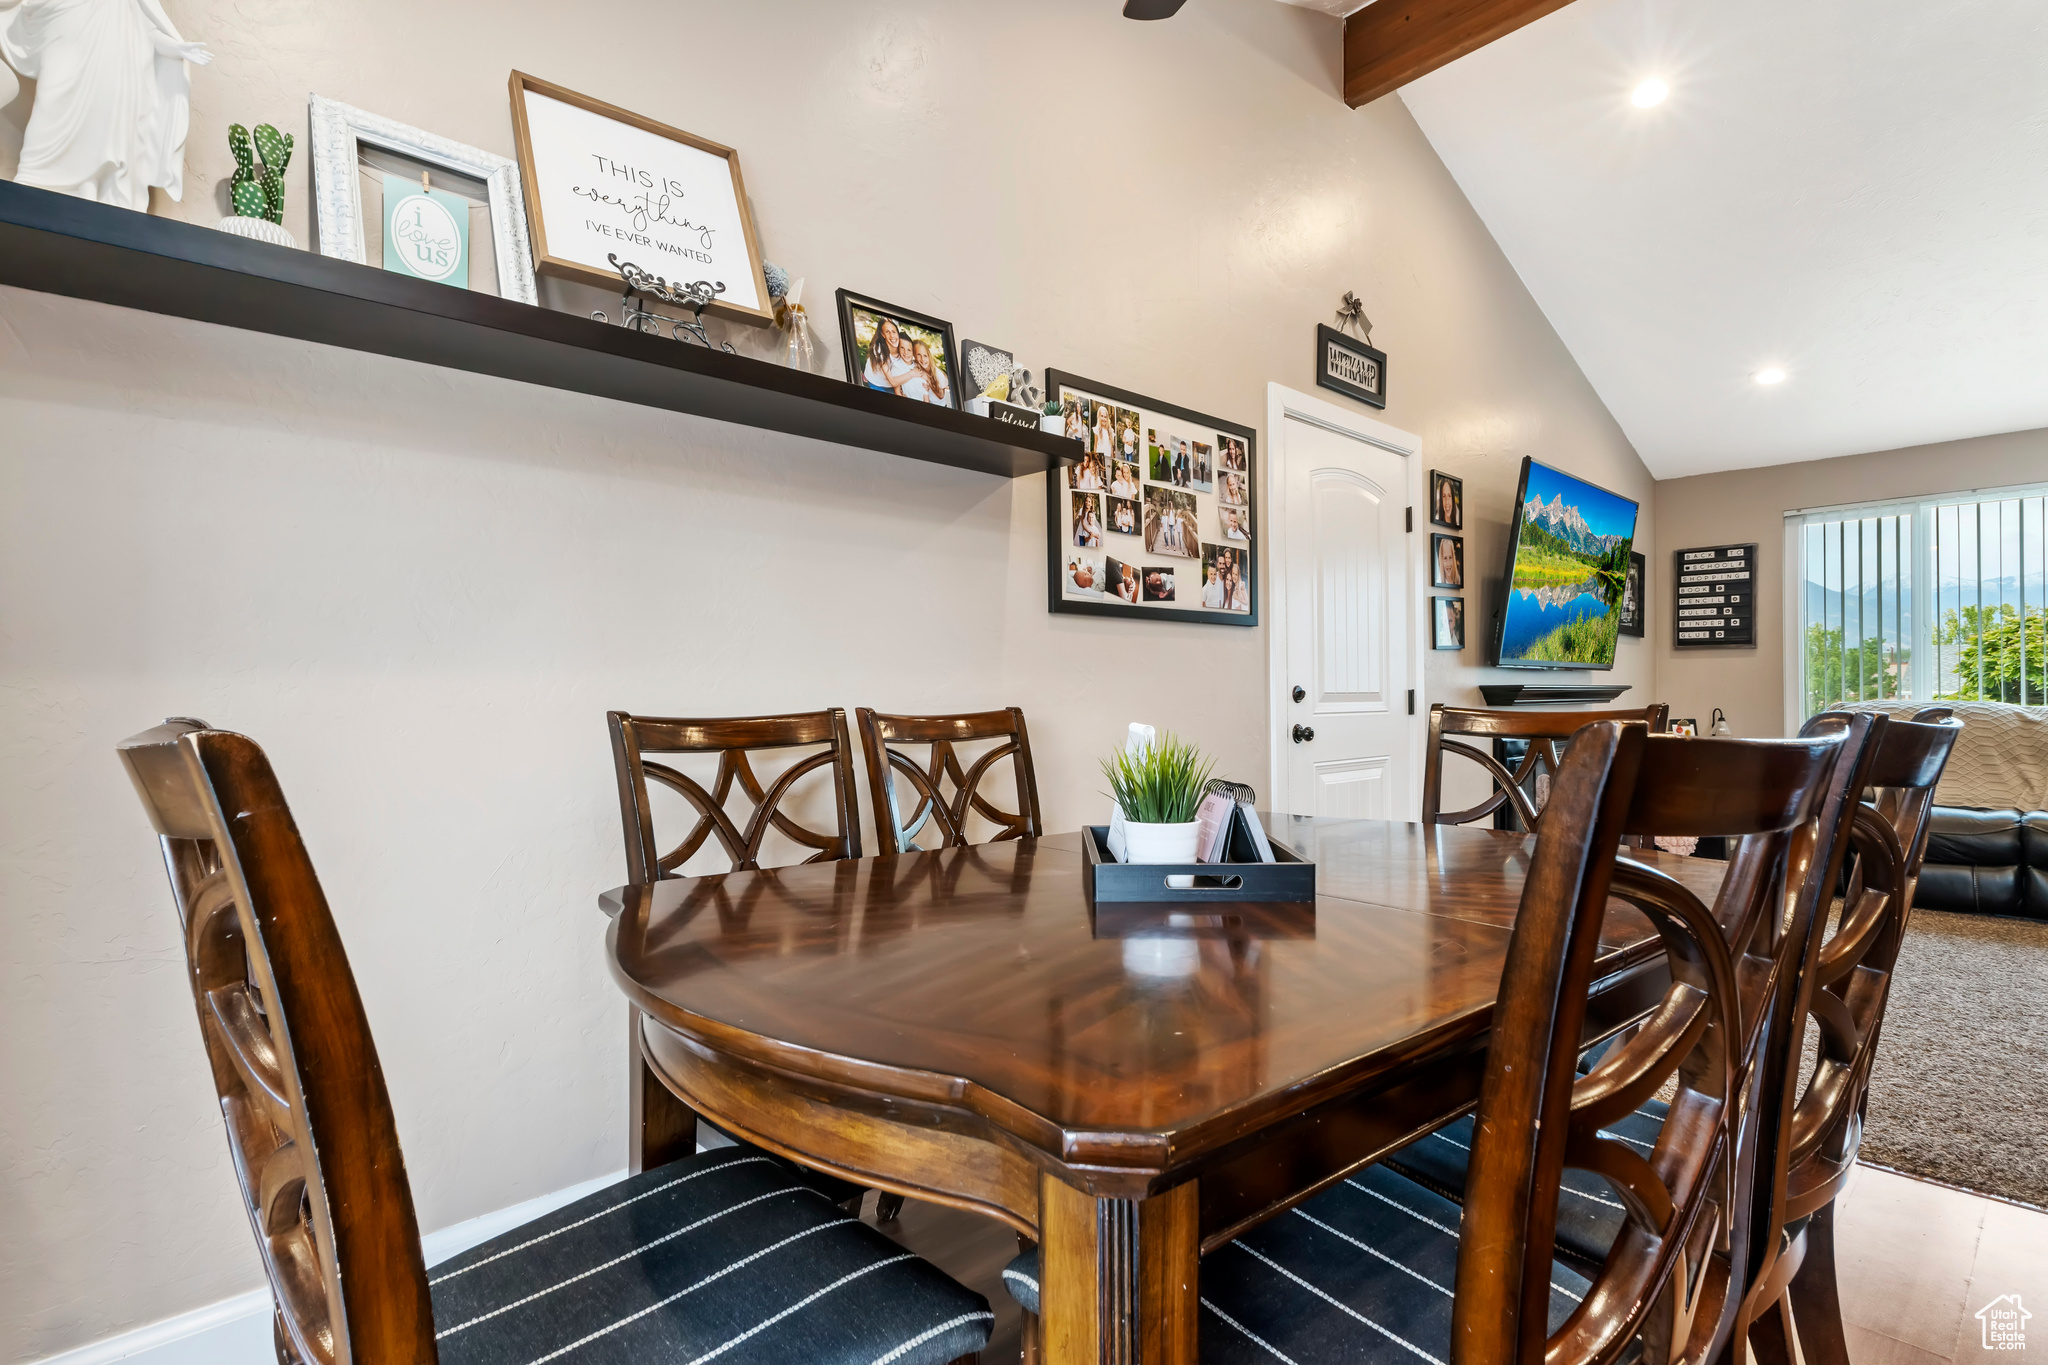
[{"xmin": 1789, "ymin": 483, "xmax": 2048, "ymax": 722}]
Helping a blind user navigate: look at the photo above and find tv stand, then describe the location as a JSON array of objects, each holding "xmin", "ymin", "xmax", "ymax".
[{"xmin": 1479, "ymin": 683, "xmax": 1632, "ymax": 707}]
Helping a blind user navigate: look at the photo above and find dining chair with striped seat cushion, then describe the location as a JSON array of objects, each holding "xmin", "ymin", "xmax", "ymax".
[
  {"xmin": 118, "ymin": 719, "xmax": 990, "ymax": 1365},
  {"xmin": 430, "ymin": 1146, "xmax": 991, "ymax": 1365},
  {"xmin": 1004, "ymin": 721, "xmax": 1854, "ymax": 1365},
  {"xmin": 1381, "ymin": 1101, "xmax": 1669, "ymax": 1270},
  {"xmin": 606, "ymin": 708, "xmax": 870, "ymax": 1211},
  {"xmin": 1379, "ymin": 710, "xmax": 1887, "ymax": 1275}
]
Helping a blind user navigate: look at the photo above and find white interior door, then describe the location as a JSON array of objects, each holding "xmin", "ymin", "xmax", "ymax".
[{"xmin": 1265, "ymin": 387, "xmax": 1423, "ymax": 820}]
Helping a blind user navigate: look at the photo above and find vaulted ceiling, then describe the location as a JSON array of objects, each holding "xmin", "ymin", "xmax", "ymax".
[{"xmin": 1299, "ymin": 0, "xmax": 2048, "ymax": 479}]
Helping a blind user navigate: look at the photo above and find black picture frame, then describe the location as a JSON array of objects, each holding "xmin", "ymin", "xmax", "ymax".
[
  {"xmin": 1430, "ymin": 533, "xmax": 1464, "ymax": 590},
  {"xmin": 1315, "ymin": 323, "xmax": 1387, "ymax": 409},
  {"xmin": 836, "ymin": 289, "xmax": 961, "ymax": 411},
  {"xmin": 1618, "ymin": 551, "xmax": 1646, "ymax": 637},
  {"xmin": 1432, "ymin": 596, "xmax": 1465, "ymax": 650},
  {"xmin": 1430, "ymin": 470, "xmax": 1462, "ymax": 529},
  {"xmin": 1046, "ymin": 369, "xmax": 1257, "ymax": 627}
]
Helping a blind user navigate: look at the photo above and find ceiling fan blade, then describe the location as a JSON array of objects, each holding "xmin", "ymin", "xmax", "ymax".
[{"xmin": 1123, "ymin": 0, "xmax": 1188, "ymax": 17}]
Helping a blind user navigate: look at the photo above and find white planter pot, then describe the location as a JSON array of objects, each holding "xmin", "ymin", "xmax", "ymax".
[
  {"xmin": 216, "ymin": 216, "xmax": 298, "ymax": 249},
  {"xmin": 1122, "ymin": 819, "xmax": 1201, "ymax": 887},
  {"xmin": 1041, "ymin": 413, "xmax": 1065, "ymax": 434}
]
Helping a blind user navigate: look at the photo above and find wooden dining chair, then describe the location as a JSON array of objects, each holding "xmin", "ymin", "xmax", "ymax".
[
  {"xmin": 116, "ymin": 719, "xmax": 992, "ymax": 1365},
  {"xmin": 1007, "ymin": 722, "xmax": 1852, "ymax": 1365},
  {"xmin": 1739, "ymin": 709, "xmax": 1962, "ymax": 1365},
  {"xmin": 1421, "ymin": 703, "xmax": 1671, "ymax": 831},
  {"xmin": 855, "ymin": 707, "xmax": 1042, "ymax": 855},
  {"xmin": 607, "ymin": 709, "xmax": 876, "ymax": 1208},
  {"xmin": 608, "ymin": 708, "xmax": 863, "ymax": 880}
]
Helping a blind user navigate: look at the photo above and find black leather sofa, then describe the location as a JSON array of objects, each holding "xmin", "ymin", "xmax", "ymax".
[{"xmin": 1915, "ymin": 807, "xmax": 2048, "ymax": 920}]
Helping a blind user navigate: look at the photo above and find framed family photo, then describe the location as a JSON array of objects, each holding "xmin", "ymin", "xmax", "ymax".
[
  {"xmin": 1432, "ymin": 596, "xmax": 1466, "ymax": 650},
  {"xmin": 837, "ymin": 291, "xmax": 961, "ymax": 410},
  {"xmin": 1430, "ymin": 533, "xmax": 1464, "ymax": 589},
  {"xmin": 1430, "ymin": 470, "xmax": 1463, "ymax": 530},
  {"xmin": 1046, "ymin": 370, "xmax": 1256, "ymax": 627},
  {"xmin": 507, "ymin": 72, "xmax": 773, "ymax": 324}
]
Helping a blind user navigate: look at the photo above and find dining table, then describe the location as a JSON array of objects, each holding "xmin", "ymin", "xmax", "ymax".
[{"xmin": 601, "ymin": 816, "xmax": 1729, "ymax": 1365}]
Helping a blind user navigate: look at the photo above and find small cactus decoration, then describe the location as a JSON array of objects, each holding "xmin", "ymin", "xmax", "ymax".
[{"xmin": 228, "ymin": 122, "xmax": 293, "ymax": 225}]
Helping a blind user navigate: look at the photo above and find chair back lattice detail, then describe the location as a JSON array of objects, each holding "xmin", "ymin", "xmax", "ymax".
[
  {"xmin": 1454, "ymin": 722, "xmax": 1857, "ymax": 1365},
  {"xmin": 608, "ymin": 709, "xmax": 862, "ymax": 881},
  {"xmin": 856, "ymin": 708, "xmax": 1042, "ymax": 855},
  {"xmin": 1422, "ymin": 704, "xmax": 1671, "ymax": 831},
  {"xmin": 1738, "ymin": 709, "xmax": 1960, "ymax": 1340},
  {"xmin": 117, "ymin": 720, "xmax": 436, "ymax": 1365}
]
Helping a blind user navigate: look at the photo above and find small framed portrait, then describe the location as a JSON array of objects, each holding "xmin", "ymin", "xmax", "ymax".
[
  {"xmin": 1143, "ymin": 486, "xmax": 1201, "ymax": 559},
  {"xmin": 1316, "ymin": 323, "xmax": 1388, "ymax": 409},
  {"xmin": 1107, "ymin": 557, "xmax": 1141, "ymax": 603},
  {"xmin": 1220, "ymin": 470, "xmax": 1249, "ymax": 508},
  {"xmin": 1142, "ymin": 566, "xmax": 1178, "ymax": 603},
  {"xmin": 837, "ymin": 290, "xmax": 960, "ymax": 409},
  {"xmin": 1065, "ymin": 552, "xmax": 1105, "ymax": 599},
  {"xmin": 1430, "ymin": 534, "xmax": 1464, "ymax": 589},
  {"xmin": 1117, "ymin": 408, "xmax": 1143, "ymax": 465},
  {"xmin": 1618, "ymin": 551, "xmax": 1646, "ymax": 637},
  {"xmin": 1071, "ymin": 492, "xmax": 1104, "ymax": 548},
  {"xmin": 1218, "ymin": 503, "xmax": 1251, "ymax": 543},
  {"xmin": 1108, "ymin": 496, "xmax": 1140, "ymax": 537},
  {"xmin": 1432, "ymin": 596, "xmax": 1465, "ymax": 651},
  {"xmin": 1109, "ymin": 461, "xmax": 1142, "ymax": 498},
  {"xmin": 1191, "ymin": 441, "xmax": 1214, "ymax": 494},
  {"xmin": 1219, "ymin": 434, "xmax": 1248, "ymax": 473},
  {"xmin": 1430, "ymin": 471, "xmax": 1463, "ymax": 530}
]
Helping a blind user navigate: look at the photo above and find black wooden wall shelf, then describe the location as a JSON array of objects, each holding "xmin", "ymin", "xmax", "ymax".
[
  {"xmin": 0, "ymin": 181, "xmax": 1075, "ymax": 480},
  {"xmin": 1478, "ymin": 683, "xmax": 1633, "ymax": 707}
]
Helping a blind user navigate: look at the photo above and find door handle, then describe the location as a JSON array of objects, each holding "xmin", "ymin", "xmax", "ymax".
[
  {"xmin": 1291, "ymin": 685, "xmax": 1306, "ymax": 703},
  {"xmin": 1291, "ymin": 724, "xmax": 1315, "ymax": 744}
]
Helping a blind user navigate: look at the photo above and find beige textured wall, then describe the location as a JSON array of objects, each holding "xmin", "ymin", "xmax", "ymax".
[
  {"xmin": 1651, "ymin": 426, "xmax": 2048, "ymax": 736},
  {"xmin": 0, "ymin": 1, "xmax": 1650, "ymax": 1356}
]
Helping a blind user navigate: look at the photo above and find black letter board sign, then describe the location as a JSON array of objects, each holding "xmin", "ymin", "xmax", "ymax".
[{"xmin": 1674, "ymin": 544, "xmax": 1756, "ymax": 647}]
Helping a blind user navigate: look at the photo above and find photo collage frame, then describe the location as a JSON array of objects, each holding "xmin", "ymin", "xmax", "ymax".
[{"xmin": 1046, "ymin": 371, "xmax": 1256, "ymax": 627}]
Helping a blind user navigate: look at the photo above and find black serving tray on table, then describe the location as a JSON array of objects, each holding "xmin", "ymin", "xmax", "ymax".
[{"xmin": 1079, "ymin": 821, "xmax": 1316, "ymax": 909}]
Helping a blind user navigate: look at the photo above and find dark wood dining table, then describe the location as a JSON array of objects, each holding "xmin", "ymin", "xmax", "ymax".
[{"xmin": 603, "ymin": 817, "xmax": 1728, "ymax": 1365}]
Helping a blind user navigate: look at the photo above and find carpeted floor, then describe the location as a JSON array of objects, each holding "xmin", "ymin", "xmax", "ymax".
[{"xmin": 1859, "ymin": 906, "xmax": 2048, "ymax": 1208}]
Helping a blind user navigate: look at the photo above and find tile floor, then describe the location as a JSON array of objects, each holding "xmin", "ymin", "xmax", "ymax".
[{"xmin": 870, "ymin": 1163, "xmax": 2048, "ymax": 1364}]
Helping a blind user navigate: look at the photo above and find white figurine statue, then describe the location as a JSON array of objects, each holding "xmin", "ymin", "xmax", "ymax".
[{"xmin": 0, "ymin": 0, "xmax": 212, "ymax": 211}]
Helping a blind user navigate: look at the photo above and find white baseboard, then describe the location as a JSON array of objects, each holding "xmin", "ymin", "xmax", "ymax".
[{"xmin": 28, "ymin": 1170, "xmax": 626, "ymax": 1365}]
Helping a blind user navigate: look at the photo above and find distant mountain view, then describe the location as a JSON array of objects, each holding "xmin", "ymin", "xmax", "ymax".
[{"xmin": 1522, "ymin": 492, "xmax": 1632, "ymax": 557}]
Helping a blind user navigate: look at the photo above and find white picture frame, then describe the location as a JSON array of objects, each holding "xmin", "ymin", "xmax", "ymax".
[{"xmin": 307, "ymin": 94, "xmax": 538, "ymax": 305}]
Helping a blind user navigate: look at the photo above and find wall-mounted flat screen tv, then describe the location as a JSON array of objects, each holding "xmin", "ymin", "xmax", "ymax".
[{"xmin": 1492, "ymin": 457, "xmax": 1640, "ymax": 670}]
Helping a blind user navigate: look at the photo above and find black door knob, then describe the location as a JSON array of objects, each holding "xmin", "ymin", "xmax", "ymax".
[
  {"xmin": 1291, "ymin": 724, "xmax": 1315, "ymax": 744},
  {"xmin": 1291, "ymin": 685, "xmax": 1306, "ymax": 703}
]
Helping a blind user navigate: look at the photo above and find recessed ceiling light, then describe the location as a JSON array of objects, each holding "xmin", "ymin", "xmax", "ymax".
[
  {"xmin": 1631, "ymin": 78, "xmax": 1669, "ymax": 108},
  {"xmin": 1755, "ymin": 367, "xmax": 1787, "ymax": 386}
]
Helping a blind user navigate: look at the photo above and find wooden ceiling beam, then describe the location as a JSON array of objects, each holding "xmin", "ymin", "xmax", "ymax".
[{"xmin": 1343, "ymin": 0, "xmax": 1577, "ymax": 108}]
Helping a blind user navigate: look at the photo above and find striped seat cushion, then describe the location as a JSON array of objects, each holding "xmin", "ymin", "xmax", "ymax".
[
  {"xmin": 430, "ymin": 1146, "xmax": 991, "ymax": 1365},
  {"xmin": 1005, "ymin": 1166, "xmax": 1600, "ymax": 1364},
  {"xmin": 1381, "ymin": 1099, "xmax": 1668, "ymax": 1267}
]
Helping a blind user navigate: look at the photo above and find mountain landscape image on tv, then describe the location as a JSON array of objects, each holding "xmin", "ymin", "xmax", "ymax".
[{"xmin": 1494, "ymin": 459, "xmax": 1640, "ymax": 669}]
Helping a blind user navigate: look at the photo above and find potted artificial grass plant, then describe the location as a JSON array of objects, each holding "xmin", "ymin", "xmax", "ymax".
[{"xmin": 1102, "ymin": 730, "xmax": 1215, "ymax": 867}]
